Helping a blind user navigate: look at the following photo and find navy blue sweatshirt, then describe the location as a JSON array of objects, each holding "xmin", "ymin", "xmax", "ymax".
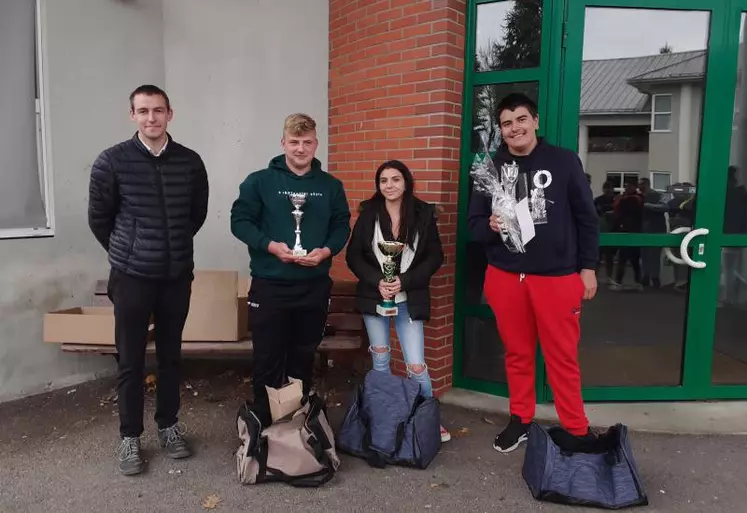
[{"xmin": 467, "ymin": 139, "xmax": 599, "ymax": 276}]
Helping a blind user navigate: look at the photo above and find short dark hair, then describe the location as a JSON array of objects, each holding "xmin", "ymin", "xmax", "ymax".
[
  {"xmin": 496, "ymin": 93, "xmax": 539, "ymax": 120},
  {"xmin": 129, "ymin": 84, "xmax": 171, "ymax": 111},
  {"xmin": 602, "ymin": 180, "xmax": 614, "ymax": 189}
]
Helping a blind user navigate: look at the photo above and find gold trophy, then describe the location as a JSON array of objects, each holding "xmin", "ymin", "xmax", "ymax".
[
  {"xmin": 288, "ymin": 193, "xmax": 308, "ymax": 256},
  {"xmin": 376, "ymin": 240, "xmax": 406, "ymax": 316}
]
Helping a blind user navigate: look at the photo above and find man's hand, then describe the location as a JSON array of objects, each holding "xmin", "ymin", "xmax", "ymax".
[
  {"xmin": 268, "ymin": 241, "xmax": 297, "ymax": 264},
  {"xmin": 580, "ymin": 269, "xmax": 597, "ymax": 300},
  {"xmin": 489, "ymin": 214, "xmax": 504, "ymax": 233},
  {"xmin": 296, "ymin": 247, "xmax": 332, "ymax": 267}
]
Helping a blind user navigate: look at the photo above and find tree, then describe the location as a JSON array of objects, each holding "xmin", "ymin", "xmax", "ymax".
[
  {"xmin": 476, "ymin": 0, "xmax": 543, "ymax": 72},
  {"xmin": 659, "ymin": 43, "xmax": 673, "ymax": 54}
]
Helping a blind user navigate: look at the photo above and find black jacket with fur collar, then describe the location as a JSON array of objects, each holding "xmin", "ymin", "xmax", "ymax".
[{"xmin": 345, "ymin": 197, "xmax": 444, "ymax": 321}]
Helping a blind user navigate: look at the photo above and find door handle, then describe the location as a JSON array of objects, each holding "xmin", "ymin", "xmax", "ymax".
[
  {"xmin": 679, "ymin": 228, "xmax": 709, "ymax": 269},
  {"xmin": 663, "ymin": 226, "xmax": 691, "ymax": 265}
]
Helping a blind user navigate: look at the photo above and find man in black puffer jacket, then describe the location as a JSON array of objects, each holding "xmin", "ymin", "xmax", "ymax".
[{"xmin": 88, "ymin": 85, "xmax": 209, "ymax": 476}]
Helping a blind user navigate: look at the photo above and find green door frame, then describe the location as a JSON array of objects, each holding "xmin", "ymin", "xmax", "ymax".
[
  {"xmin": 454, "ymin": 0, "xmax": 747, "ymax": 402},
  {"xmin": 454, "ymin": 0, "xmax": 565, "ymax": 399}
]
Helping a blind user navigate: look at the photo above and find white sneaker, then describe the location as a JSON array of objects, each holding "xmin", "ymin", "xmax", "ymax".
[{"xmin": 440, "ymin": 425, "xmax": 451, "ymax": 443}]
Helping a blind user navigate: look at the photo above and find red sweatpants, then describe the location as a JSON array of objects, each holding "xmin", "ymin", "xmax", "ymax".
[{"xmin": 484, "ymin": 265, "xmax": 589, "ymax": 436}]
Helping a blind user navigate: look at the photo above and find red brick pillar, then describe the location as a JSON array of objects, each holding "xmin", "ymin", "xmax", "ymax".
[{"xmin": 328, "ymin": 0, "xmax": 466, "ymax": 396}]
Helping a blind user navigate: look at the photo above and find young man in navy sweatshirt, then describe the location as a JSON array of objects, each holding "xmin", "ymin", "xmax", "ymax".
[
  {"xmin": 230, "ymin": 113, "xmax": 351, "ymax": 426},
  {"xmin": 468, "ymin": 93, "xmax": 599, "ymax": 453}
]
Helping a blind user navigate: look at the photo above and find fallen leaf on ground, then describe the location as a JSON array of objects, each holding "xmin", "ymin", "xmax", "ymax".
[
  {"xmin": 201, "ymin": 494, "xmax": 222, "ymax": 510},
  {"xmin": 451, "ymin": 427, "xmax": 470, "ymax": 437},
  {"xmin": 145, "ymin": 375, "xmax": 157, "ymax": 392},
  {"xmin": 242, "ymin": 377, "xmax": 252, "ymax": 384},
  {"xmin": 482, "ymin": 417, "xmax": 495, "ymax": 425},
  {"xmin": 430, "ymin": 482, "xmax": 450, "ymax": 489}
]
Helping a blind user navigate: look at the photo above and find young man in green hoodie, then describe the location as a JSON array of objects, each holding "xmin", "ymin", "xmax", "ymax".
[{"xmin": 230, "ymin": 113, "xmax": 351, "ymax": 425}]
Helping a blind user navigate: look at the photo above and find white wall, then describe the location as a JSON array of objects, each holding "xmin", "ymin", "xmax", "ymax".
[
  {"xmin": 162, "ymin": 0, "xmax": 330, "ymax": 273},
  {"xmin": 0, "ymin": 0, "xmax": 166, "ymax": 403},
  {"xmin": 648, "ymin": 85, "xmax": 681, "ymax": 180},
  {"xmin": 579, "ymin": 115, "xmax": 651, "ymax": 194},
  {"xmin": 0, "ymin": 0, "xmax": 330, "ymax": 403},
  {"xmin": 587, "ymin": 152, "xmax": 650, "ymax": 194}
]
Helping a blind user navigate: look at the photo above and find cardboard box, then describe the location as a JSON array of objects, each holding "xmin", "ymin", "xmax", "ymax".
[
  {"xmin": 266, "ymin": 377, "xmax": 303, "ymax": 422},
  {"xmin": 44, "ymin": 307, "xmax": 117, "ymax": 345},
  {"xmin": 182, "ymin": 270, "xmax": 250, "ymax": 342}
]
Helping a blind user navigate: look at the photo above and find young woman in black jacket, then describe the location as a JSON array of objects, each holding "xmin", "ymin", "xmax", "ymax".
[{"xmin": 345, "ymin": 160, "xmax": 450, "ymax": 442}]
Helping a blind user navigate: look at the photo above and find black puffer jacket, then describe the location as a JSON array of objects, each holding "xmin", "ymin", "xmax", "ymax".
[
  {"xmin": 345, "ymin": 198, "xmax": 443, "ymax": 321},
  {"xmin": 88, "ymin": 133, "xmax": 209, "ymax": 280}
]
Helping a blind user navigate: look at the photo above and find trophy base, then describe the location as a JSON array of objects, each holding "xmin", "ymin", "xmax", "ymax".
[
  {"xmin": 376, "ymin": 304, "xmax": 398, "ymax": 317},
  {"xmin": 292, "ymin": 249, "xmax": 307, "ymax": 257}
]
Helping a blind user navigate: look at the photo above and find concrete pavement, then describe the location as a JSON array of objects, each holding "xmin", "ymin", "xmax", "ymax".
[{"xmin": 1, "ymin": 367, "xmax": 745, "ymax": 512}]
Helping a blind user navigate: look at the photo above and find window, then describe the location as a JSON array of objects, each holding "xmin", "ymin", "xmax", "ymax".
[
  {"xmin": 651, "ymin": 94, "xmax": 673, "ymax": 132},
  {"xmin": 0, "ymin": 0, "xmax": 53, "ymax": 239},
  {"xmin": 588, "ymin": 125, "xmax": 650, "ymax": 152},
  {"xmin": 651, "ymin": 171, "xmax": 672, "ymax": 192},
  {"xmin": 605, "ymin": 172, "xmax": 640, "ymax": 193}
]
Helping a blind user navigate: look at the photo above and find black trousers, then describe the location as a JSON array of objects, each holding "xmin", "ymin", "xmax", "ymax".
[
  {"xmin": 108, "ymin": 268, "xmax": 192, "ymax": 438},
  {"xmin": 615, "ymin": 247, "xmax": 642, "ymax": 284},
  {"xmin": 599, "ymin": 246, "xmax": 617, "ymax": 278},
  {"xmin": 248, "ymin": 275, "xmax": 331, "ymax": 426}
]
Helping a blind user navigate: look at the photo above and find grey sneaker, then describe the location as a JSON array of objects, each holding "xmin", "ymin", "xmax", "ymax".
[
  {"xmin": 158, "ymin": 423, "xmax": 192, "ymax": 459},
  {"xmin": 117, "ymin": 437, "xmax": 144, "ymax": 476}
]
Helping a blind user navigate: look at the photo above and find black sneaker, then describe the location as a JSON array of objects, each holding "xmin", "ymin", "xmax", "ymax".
[
  {"xmin": 117, "ymin": 437, "xmax": 144, "ymax": 476},
  {"xmin": 493, "ymin": 415, "xmax": 530, "ymax": 453},
  {"xmin": 551, "ymin": 428, "xmax": 600, "ymax": 454},
  {"xmin": 158, "ymin": 423, "xmax": 192, "ymax": 459}
]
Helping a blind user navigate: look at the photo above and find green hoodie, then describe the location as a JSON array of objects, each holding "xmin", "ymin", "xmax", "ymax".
[{"xmin": 230, "ymin": 155, "xmax": 351, "ymax": 281}]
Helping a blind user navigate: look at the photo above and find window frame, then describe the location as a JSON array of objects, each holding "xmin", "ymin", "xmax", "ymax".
[
  {"xmin": 605, "ymin": 171, "xmax": 641, "ymax": 193},
  {"xmin": 651, "ymin": 93, "xmax": 673, "ymax": 133},
  {"xmin": 650, "ymin": 171, "xmax": 672, "ymax": 192},
  {"xmin": 0, "ymin": 0, "xmax": 55, "ymax": 240},
  {"xmin": 587, "ymin": 124, "xmax": 650, "ymax": 152}
]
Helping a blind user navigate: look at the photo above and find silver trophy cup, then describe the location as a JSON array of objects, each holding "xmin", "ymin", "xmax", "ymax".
[{"xmin": 288, "ymin": 192, "xmax": 308, "ymax": 256}]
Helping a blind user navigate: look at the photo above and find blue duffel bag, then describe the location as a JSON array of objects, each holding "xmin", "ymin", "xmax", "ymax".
[
  {"xmin": 337, "ymin": 370, "xmax": 441, "ymax": 469},
  {"xmin": 522, "ymin": 422, "xmax": 648, "ymax": 509}
]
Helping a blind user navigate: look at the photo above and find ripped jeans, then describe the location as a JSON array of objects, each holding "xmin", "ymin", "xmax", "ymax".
[{"xmin": 362, "ymin": 301, "xmax": 433, "ymax": 398}]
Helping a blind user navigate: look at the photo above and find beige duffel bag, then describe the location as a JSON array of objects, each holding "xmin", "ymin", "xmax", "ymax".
[{"xmin": 236, "ymin": 394, "xmax": 340, "ymax": 487}]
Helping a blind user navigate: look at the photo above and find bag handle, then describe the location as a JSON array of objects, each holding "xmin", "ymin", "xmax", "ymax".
[
  {"xmin": 238, "ymin": 403, "xmax": 264, "ymax": 458},
  {"xmin": 265, "ymin": 465, "xmax": 336, "ymax": 488},
  {"xmin": 254, "ymin": 436, "xmax": 270, "ymax": 483},
  {"xmin": 356, "ymin": 385, "xmax": 410, "ymax": 468}
]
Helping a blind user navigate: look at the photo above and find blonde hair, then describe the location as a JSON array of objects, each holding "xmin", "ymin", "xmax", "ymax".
[{"xmin": 283, "ymin": 113, "xmax": 317, "ymax": 137}]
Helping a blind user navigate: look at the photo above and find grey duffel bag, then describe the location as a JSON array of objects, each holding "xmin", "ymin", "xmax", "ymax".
[
  {"xmin": 236, "ymin": 394, "xmax": 340, "ymax": 487},
  {"xmin": 337, "ymin": 369, "xmax": 441, "ymax": 469},
  {"xmin": 522, "ymin": 422, "xmax": 648, "ymax": 509}
]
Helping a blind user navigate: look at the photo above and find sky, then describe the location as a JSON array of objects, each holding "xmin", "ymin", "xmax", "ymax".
[{"xmin": 475, "ymin": 2, "xmax": 716, "ymax": 63}]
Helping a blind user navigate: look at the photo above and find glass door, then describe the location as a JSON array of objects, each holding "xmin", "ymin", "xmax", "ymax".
[
  {"xmin": 709, "ymin": 2, "xmax": 747, "ymax": 398},
  {"xmin": 454, "ymin": 0, "xmax": 562, "ymax": 398},
  {"xmin": 557, "ymin": 0, "xmax": 747, "ymax": 401}
]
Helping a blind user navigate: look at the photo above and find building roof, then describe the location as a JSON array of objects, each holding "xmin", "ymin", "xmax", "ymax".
[{"xmin": 581, "ymin": 50, "xmax": 706, "ymax": 115}]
